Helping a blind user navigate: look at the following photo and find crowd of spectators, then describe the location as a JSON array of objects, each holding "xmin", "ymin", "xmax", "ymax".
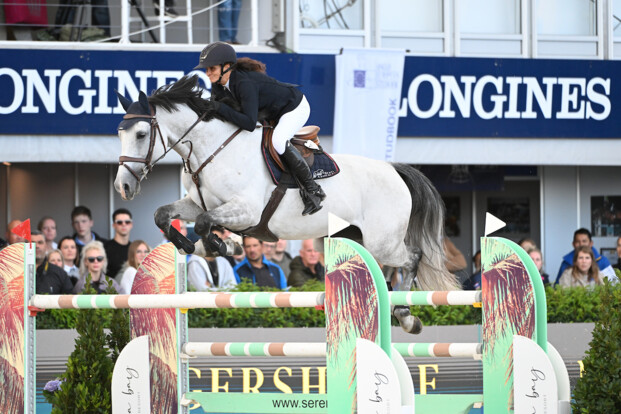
[{"xmin": 1, "ymin": 207, "xmax": 618, "ymax": 296}]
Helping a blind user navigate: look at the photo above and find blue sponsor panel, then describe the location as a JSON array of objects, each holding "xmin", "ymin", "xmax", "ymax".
[
  {"xmin": 399, "ymin": 56, "xmax": 618, "ymax": 138},
  {"xmin": 0, "ymin": 49, "xmax": 335, "ymax": 135},
  {"xmin": 1, "ymin": 48, "xmax": 619, "ymax": 138}
]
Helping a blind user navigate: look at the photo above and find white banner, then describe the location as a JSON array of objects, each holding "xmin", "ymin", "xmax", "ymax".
[
  {"xmin": 513, "ymin": 335, "xmax": 558, "ymax": 414},
  {"xmin": 112, "ymin": 335, "xmax": 151, "ymax": 414},
  {"xmin": 356, "ymin": 338, "xmax": 402, "ymax": 414},
  {"xmin": 333, "ymin": 48, "xmax": 405, "ymax": 161}
]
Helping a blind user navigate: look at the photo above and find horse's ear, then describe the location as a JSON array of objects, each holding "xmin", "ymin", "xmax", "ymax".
[
  {"xmin": 139, "ymin": 91, "xmax": 150, "ymax": 113},
  {"xmin": 115, "ymin": 90, "xmax": 132, "ymax": 112}
]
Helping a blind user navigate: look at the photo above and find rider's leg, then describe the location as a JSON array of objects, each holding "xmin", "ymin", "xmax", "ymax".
[{"xmin": 274, "ymin": 96, "xmax": 326, "ymax": 216}]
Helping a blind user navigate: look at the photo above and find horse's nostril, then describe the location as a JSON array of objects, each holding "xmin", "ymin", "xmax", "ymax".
[{"xmin": 123, "ymin": 183, "xmax": 131, "ymax": 194}]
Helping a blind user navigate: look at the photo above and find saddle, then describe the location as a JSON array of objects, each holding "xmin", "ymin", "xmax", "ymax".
[
  {"xmin": 261, "ymin": 122, "xmax": 340, "ymax": 186},
  {"xmin": 239, "ymin": 123, "xmax": 340, "ymax": 242}
]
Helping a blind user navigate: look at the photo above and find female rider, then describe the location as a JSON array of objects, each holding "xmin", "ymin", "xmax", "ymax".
[{"xmin": 194, "ymin": 42, "xmax": 325, "ymax": 216}]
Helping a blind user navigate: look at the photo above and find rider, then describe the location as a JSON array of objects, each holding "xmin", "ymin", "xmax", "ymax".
[{"xmin": 193, "ymin": 42, "xmax": 326, "ymax": 215}]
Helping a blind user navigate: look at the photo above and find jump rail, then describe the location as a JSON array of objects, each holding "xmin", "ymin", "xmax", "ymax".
[
  {"xmin": 29, "ymin": 290, "xmax": 482, "ymax": 310},
  {"xmin": 182, "ymin": 342, "xmax": 483, "ymax": 359}
]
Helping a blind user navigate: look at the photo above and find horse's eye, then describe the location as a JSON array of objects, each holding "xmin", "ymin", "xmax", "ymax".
[{"xmin": 137, "ymin": 131, "xmax": 148, "ymax": 139}]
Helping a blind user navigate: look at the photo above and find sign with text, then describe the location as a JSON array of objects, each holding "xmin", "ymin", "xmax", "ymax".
[
  {"xmin": 1, "ymin": 47, "xmax": 619, "ymax": 138},
  {"xmin": 513, "ymin": 335, "xmax": 558, "ymax": 414},
  {"xmin": 112, "ymin": 335, "xmax": 150, "ymax": 414}
]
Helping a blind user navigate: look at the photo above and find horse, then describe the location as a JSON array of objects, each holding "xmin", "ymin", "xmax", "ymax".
[{"xmin": 113, "ymin": 75, "xmax": 460, "ymax": 334}]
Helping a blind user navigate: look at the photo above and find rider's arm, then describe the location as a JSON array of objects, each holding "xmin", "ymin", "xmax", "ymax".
[{"xmin": 214, "ymin": 78, "xmax": 259, "ymax": 131}]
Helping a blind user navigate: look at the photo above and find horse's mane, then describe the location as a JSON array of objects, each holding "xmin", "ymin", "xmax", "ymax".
[
  {"xmin": 149, "ymin": 75, "xmax": 234, "ymax": 122},
  {"xmin": 149, "ymin": 74, "xmax": 268, "ymax": 124}
]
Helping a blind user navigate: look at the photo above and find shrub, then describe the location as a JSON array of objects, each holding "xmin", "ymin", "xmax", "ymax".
[{"xmin": 571, "ymin": 280, "xmax": 621, "ymax": 413}]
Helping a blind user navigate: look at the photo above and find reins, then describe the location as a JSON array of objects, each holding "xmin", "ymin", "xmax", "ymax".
[{"xmin": 118, "ymin": 105, "xmax": 243, "ymax": 211}]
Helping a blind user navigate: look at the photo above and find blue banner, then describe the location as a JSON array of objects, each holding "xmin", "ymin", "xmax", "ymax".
[{"xmin": 0, "ymin": 48, "xmax": 619, "ymax": 138}]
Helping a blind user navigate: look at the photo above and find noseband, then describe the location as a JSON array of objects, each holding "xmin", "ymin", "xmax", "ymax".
[{"xmin": 118, "ymin": 109, "xmax": 165, "ymax": 182}]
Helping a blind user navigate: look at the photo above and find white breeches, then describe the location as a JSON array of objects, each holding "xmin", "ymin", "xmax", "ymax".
[{"xmin": 272, "ymin": 95, "xmax": 310, "ymax": 154}]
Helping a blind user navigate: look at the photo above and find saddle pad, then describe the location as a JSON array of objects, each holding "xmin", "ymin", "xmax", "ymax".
[{"xmin": 262, "ymin": 146, "xmax": 340, "ymax": 187}]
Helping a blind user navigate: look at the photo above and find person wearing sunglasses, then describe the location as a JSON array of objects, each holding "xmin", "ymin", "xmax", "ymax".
[
  {"xmin": 104, "ymin": 208, "xmax": 134, "ymax": 280},
  {"xmin": 73, "ymin": 241, "xmax": 121, "ymax": 294}
]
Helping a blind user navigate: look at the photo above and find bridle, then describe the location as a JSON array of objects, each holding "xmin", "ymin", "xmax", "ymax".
[
  {"xmin": 118, "ymin": 105, "xmax": 243, "ymax": 210},
  {"xmin": 118, "ymin": 107, "xmax": 208, "ymax": 182}
]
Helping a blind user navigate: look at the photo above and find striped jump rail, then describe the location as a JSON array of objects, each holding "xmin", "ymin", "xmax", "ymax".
[
  {"xmin": 182, "ymin": 342, "xmax": 483, "ymax": 359},
  {"xmin": 29, "ymin": 290, "xmax": 482, "ymax": 310}
]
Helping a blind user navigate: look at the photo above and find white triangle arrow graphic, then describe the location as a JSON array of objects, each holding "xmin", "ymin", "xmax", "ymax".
[
  {"xmin": 328, "ymin": 213, "xmax": 351, "ymax": 237},
  {"xmin": 484, "ymin": 212, "xmax": 506, "ymax": 236}
]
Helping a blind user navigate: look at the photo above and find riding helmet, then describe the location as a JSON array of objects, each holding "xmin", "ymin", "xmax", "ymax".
[{"xmin": 193, "ymin": 42, "xmax": 237, "ymax": 70}]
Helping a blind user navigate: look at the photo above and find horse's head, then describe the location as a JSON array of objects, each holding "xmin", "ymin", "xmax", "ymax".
[{"xmin": 114, "ymin": 90, "xmax": 165, "ymax": 200}]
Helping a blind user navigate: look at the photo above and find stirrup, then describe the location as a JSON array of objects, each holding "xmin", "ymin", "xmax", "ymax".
[{"xmin": 301, "ymin": 190, "xmax": 323, "ymax": 216}]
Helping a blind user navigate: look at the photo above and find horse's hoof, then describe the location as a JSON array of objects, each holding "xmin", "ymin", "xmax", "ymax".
[
  {"xmin": 224, "ymin": 239, "xmax": 243, "ymax": 256},
  {"xmin": 400, "ymin": 315, "xmax": 423, "ymax": 335},
  {"xmin": 393, "ymin": 305, "xmax": 423, "ymax": 335}
]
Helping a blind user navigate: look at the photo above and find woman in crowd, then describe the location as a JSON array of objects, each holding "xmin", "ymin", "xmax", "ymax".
[
  {"xmin": 528, "ymin": 248, "xmax": 550, "ymax": 286},
  {"xmin": 58, "ymin": 236, "xmax": 80, "ymax": 285},
  {"xmin": 119, "ymin": 240, "xmax": 151, "ymax": 294},
  {"xmin": 558, "ymin": 246, "xmax": 603, "ymax": 288},
  {"xmin": 38, "ymin": 216, "xmax": 58, "ymax": 253},
  {"xmin": 73, "ymin": 241, "xmax": 120, "ymax": 294},
  {"xmin": 47, "ymin": 249, "xmax": 64, "ymax": 268}
]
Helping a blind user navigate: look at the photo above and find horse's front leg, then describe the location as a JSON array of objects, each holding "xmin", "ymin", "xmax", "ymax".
[
  {"xmin": 193, "ymin": 197, "xmax": 256, "ymax": 257},
  {"xmin": 154, "ymin": 195, "xmax": 204, "ymax": 254}
]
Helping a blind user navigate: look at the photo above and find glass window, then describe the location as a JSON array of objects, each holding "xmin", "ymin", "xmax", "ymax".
[
  {"xmin": 537, "ymin": 0, "xmax": 596, "ymax": 36},
  {"xmin": 380, "ymin": 0, "xmax": 443, "ymax": 33},
  {"xmin": 460, "ymin": 0, "xmax": 521, "ymax": 34},
  {"xmin": 614, "ymin": 0, "xmax": 621, "ymax": 37},
  {"xmin": 299, "ymin": 0, "xmax": 364, "ymax": 29}
]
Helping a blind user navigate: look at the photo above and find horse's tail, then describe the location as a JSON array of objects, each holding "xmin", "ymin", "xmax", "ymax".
[{"xmin": 392, "ymin": 163, "xmax": 461, "ymax": 291}]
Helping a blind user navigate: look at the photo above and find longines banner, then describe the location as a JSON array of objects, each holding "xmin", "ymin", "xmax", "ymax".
[{"xmin": 0, "ymin": 47, "xmax": 619, "ymax": 138}]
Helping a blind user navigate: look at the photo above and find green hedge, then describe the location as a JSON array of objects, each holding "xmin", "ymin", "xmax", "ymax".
[{"xmin": 35, "ymin": 281, "xmax": 613, "ymax": 330}]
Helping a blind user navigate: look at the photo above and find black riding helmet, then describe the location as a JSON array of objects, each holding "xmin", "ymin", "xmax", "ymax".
[{"xmin": 194, "ymin": 42, "xmax": 237, "ymax": 70}]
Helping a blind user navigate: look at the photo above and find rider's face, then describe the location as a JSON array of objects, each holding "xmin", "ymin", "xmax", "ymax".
[{"xmin": 205, "ymin": 64, "xmax": 231, "ymax": 85}]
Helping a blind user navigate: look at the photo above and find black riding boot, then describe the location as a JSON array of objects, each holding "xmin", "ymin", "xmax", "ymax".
[{"xmin": 281, "ymin": 141, "xmax": 326, "ymax": 215}]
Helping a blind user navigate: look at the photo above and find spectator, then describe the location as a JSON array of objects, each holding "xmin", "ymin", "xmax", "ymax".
[
  {"xmin": 462, "ymin": 250, "xmax": 481, "ymax": 290},
  {"xmin": 6, "ymin": 219, "xmax": 26, "ymax": 244},
  {"xmin": 188, "ymin": 254, "xmax": 237, "ymax": 291},
  {"xmin": 233, "ymin": 236, "xmax": 286, "ymax": 289},
  {"xmin": 119, "ymin": 240, "xmax": 151, "ymax": 294},
  {"xmin": 555, "ymin": 228, "xmax": 615, "ymax": 284},
  {"xmin": 73, "ymin": 241, "xmax": 120, "ymax": 294},
  {"xmin": 528, "ymin": 248, "xmax": 550, "ymax": 286},
  {"xmin": 288, "ymin": 239, "xmax": 325, "ymax": 287},
  {"xmin": 0, "ymin": 237, "xmax": 6, "ymax": 250},
  {"xmin": 444, "ymin": 237, "xmax": 468, "ymax": 285},
  {"xmin": 71, "ymin": 206, "xmax": 107, "ymax": 256},
  {"xmin": 58, "ymin": 236, "xmax": 80, "ymax": 285},
  {"xmin": 32, "ymin": 231, "xmax": 73, "ymax": 294},
  {"xmin": 54, "ymin": 0, "xmax": 111, "ymax": 38},
  {"xmin": 270, "ymin": 239, "xmax": 293, "ymax": 280},
  {"xmin": 558, "ymin": 246, "xmax": 603, "ymax": 288},
  {"xmin": 262, "ymin": 241, "xmax": 277, "ymax": 260},
  {"xmin": 47, "ymin": 249, "xmax": 64, "ymax": 268},
  {"xmin": 218, "ymin": 0, "xmax": 241, "ymax": 44},
  {"xmin": 518, "ymin": 237, "xmax": 537, "ymax": 252},
  {"xmin": 613, "ymin": 236, "xmax": 621, "ymax": 273},
  {"xmin": 38, "ymin": 216, "xmax": 58, "ymax": 253},
  {"xmin": 104, "ymin": 208, "xmax": 133, "ymax": 280}
]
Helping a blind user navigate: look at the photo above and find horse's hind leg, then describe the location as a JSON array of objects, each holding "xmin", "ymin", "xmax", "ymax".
[
  {"xmin": 154, "ymin": 195, "xmax": 204, "ymax": 254},
  {"xmin": 391, "ymin": 246, "xmax": 424, "ymax": 334}
]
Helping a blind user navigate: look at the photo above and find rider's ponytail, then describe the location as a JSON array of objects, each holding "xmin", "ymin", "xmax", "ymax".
[{"xmin": 235, "ymin": 57, "xmax": 266, "ymax": 74}]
